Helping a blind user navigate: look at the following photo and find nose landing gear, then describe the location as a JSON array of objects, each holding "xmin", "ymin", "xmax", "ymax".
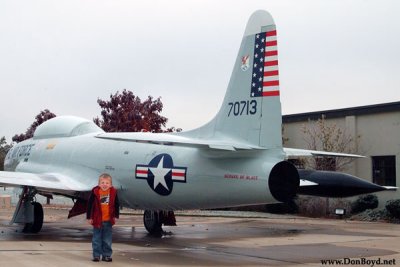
[{"xmin": 11, "ymin": 186, "xmax": 44, "ymax": 233}]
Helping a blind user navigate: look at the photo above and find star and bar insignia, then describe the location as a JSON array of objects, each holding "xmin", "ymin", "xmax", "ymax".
[{"xmin": 135, "ymin": 153, "xmax": 187, "ymax": 196}]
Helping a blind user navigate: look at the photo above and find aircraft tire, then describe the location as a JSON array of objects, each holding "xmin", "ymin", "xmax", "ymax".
[
  {"xmin": 23, "ymin": 202, "xmax": 44, "ymax": 233},
  {"xmin": 143, "ymin": 210, "xmax": 162, "ymax": 234}
]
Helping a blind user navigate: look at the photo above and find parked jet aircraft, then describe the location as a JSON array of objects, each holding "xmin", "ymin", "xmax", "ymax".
[{"xmin": 0, "ymin": 10, "xmax": 390, "ymax": 234}]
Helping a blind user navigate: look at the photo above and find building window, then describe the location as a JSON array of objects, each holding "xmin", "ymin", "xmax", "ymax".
[{"xmin": 372, "ymin": 156, "xmax": 396, "ymax": 186}]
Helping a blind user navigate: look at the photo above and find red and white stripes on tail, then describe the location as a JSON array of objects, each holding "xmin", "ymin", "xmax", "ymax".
[
  {"xmin": 250, "ymin": 27, "xmax": 280, "ymax": 97},
  {"xmin": 263, "ymin": 29, "xmax": 279, "ymax": 97}
]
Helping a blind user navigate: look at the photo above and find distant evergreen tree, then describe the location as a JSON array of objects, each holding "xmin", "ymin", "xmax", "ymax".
[{"xmin": 0, "ymin": 137, "xmax": 12, "ymax": 171}]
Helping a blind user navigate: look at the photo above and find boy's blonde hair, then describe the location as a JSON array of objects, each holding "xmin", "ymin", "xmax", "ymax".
[{"xmin": 98, "ymin": 173, "xmax": 113, "ymax": 185}]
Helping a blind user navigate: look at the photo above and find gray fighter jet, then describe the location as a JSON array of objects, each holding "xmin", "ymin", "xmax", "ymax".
[{"xmin": 0, "ymin": 10, "xmax": 390, "ymax": 234}]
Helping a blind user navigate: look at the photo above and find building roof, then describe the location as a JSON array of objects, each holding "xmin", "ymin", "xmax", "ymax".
[{"xmin": 283, "ymin": 101, "xmax": 400, "ymax": 123}]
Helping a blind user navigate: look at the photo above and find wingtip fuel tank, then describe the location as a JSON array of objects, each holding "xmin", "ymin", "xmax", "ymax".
[{"xmin": 298, "ymin": 169, "xmax": 388, "ymax": 198}]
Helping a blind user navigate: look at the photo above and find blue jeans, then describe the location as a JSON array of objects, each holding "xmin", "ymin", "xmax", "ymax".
[{"xmin": 92, "ymin": 221, "xmax": 113, "ymax": 258}]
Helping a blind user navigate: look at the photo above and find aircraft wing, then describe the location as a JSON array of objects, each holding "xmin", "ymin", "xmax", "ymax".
[
  {"xmin": 0, "ymin": 171, "xmax": 91, "ymax": 195},
  {"xmin": 96, "ymin": 134, "xmax": 366, "ymax": 155},
  {"xmin": 96, "ymin": 132, "xmax": 264, "ymax": 151},
  {"xmin": 283, "ymin": 148, "xmax": 364, "ymax": 158}
]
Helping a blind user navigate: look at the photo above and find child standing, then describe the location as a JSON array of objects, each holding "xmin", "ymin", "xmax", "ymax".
[{"xmin": 87, "ymin": 173, "xmax": 120, "ymax": 262}]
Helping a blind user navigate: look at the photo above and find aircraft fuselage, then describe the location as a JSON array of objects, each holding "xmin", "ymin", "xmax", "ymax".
[{"xmin": 5, "ymin": 134, "xmax": 283, "ymax": 210}]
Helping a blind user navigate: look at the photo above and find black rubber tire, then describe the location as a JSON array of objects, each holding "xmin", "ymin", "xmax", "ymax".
[
  {"xmin": 143, "ymin": 210, "xmax": 162, "ymax": 234},
  {"xmin": 23, "ymin": 202, "xmax": 44, "ymax": 233}
]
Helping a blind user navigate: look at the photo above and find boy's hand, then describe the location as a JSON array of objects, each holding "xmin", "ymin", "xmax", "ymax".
[{"xmin": 87, "ymin": 219, "xmax": 93, "ymax": 225}]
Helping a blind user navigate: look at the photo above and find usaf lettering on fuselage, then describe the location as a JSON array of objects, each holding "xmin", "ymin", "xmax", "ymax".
[{"xmin": 7, "ymin": 143, "xmax": 35, "ymax": 160}]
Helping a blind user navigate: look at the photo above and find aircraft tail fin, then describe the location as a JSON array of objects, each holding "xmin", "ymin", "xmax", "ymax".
[{"xmin": 180, "ymin": 10, "xmax": 282, "ymax": 149}]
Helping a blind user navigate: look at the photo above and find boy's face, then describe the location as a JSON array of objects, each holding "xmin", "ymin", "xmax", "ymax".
[{"xmin": 99, "ymin": 177, "xmax": 112, "ymax": 191}]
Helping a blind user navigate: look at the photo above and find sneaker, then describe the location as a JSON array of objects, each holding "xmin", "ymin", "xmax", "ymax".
[
  {"xmin": 92, "ymin": 257, "xmax": 100, "ymax": 262},
  {"xmin": 102, "ymin": 256, "xmax": 112, "ymax": 262}
]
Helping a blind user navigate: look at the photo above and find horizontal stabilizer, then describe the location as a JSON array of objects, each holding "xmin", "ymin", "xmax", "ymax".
[
  {"xmin": 284, "ymin": 148, "xmax": 364, "ymax": 158},
  {"xmin": 96, "ymin": 132, "xmax": 264, "ymax": 151}
]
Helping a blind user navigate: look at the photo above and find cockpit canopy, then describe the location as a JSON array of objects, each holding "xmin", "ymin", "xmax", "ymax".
[{"xmin": 33, "ymin": 116, "xmax": 104, "ymax": 139}]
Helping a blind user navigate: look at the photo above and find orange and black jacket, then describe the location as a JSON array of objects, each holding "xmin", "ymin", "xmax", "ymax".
[{"xmin": 86, "ymin": 186, "xmax": 120, "ymax": 228}]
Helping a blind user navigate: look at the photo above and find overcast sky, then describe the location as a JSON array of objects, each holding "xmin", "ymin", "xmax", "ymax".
[{"xmin": 1, "ymin": 0, "xmax": 399, "ymax": 142}]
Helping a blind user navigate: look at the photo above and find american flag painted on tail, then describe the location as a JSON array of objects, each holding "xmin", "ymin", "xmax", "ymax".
[{"xmin": 250, "ymin": 28, "xmax": 280, "ymax": 97}]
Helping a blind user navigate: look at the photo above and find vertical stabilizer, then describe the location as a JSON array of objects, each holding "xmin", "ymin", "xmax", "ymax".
[{"xmin": 180, "ymin": 10, "xmax": 282, "ymax": 149}]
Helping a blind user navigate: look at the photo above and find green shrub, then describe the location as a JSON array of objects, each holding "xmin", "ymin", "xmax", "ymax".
[
  {"xmin": 385, "ymin": 199, "xmax": 400, "ymax": 219},
  {"xmin": 351, "ymin": 194, "xmax": 378, "ymax": 214}
]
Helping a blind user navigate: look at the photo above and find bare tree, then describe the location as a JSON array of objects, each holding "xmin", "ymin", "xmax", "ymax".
[
  {"xmin": 301, "ymin": 115, "xmax": 361, "ymax": 171},
  {"xmin": 282, "ymin": 125, "xmax": 289, "ymax": 146}
]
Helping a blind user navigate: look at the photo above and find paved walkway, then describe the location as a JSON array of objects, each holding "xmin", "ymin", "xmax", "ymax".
[{"xmin": 0, "ymin": 207, "xmax": 399, "ymax": 266}]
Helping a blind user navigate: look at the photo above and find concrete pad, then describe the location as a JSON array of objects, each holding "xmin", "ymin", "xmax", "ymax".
[{"xmin": 0, "ymin": 207, "xmax": 399, "ymax": 266}]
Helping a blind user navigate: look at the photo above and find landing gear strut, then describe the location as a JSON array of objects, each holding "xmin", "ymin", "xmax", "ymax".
[
  {"xmin": 143, "ymin": 210, "xmax": 176, "ymax": 235},
  {"xmin": 11, "ymin": 186, "xmax": 44, "ymax": 233}
]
